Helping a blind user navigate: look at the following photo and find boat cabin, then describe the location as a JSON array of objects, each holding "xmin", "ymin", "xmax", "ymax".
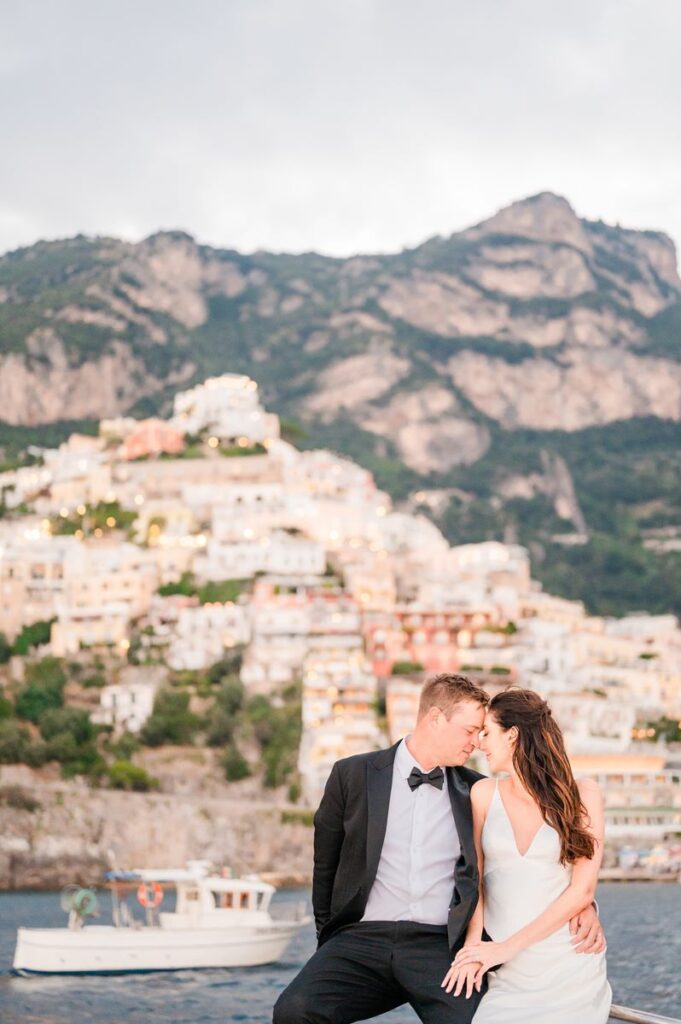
[{"xmin": 104, "ymin": 863, "xmax": 276, "ymax": 928}]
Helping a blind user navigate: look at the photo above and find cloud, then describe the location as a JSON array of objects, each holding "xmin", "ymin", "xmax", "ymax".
[{"xmin": 1, "ymin": 0, "xmax": 680, "ymax": 259}]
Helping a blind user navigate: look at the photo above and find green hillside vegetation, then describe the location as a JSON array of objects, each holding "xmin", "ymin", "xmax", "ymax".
[{"xmin": 0, "ymin": 650, "xmax": 302, "ymax": 796}]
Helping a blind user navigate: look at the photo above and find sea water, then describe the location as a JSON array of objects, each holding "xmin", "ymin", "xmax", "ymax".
[{"xmin": 0, "ymin": 883, "xmax": 679, "ymax": 1023}]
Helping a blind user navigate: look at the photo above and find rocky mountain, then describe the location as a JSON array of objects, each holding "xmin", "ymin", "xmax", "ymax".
[{"xmin": 1, "ymin": 192, "xmax": 681, "ymax": 615}]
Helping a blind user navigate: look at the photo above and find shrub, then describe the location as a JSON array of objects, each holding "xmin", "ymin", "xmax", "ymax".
[
  {"xmin": 139, "ymin": 690, "xmax": 201, "ymax": 746},
  {"xmin": 22, "ymin": 740, "xmax": 49, "ymax": 768},
  {"xmin": 391, "ymin": 660, "xmax": 425, "ymax": 675},
  {"xmin": 287, "ymin": 780, "xmax": 301, "ymax": 804},
  {"xmin": 0, "ymin": 632, "xmax": 12, "ymax": 664},
  {"xmin": 0, "ymin": 721, "xmax": 31, "ymax": 763},
  {"xmin": 12, "ymin": 620, "xmax": 55, "ymax": 656},
  {"xmin": 215, "ymin": 678, "xmax": 244, "ymax": 715},
  {"xmin": 245, "ymin": 691, "xmax": 302, "ymax": 789},
  {"xmin": 107, "ymin": 759, "xmax": 159, "ymax": 792},
  {"xmin": 197, "ymin": 579, "xmax": 248, "ymax": 604},
  {"xmin": 158, "ymin": 571, "xmax": 197, "ymax": 598},
  {"xmin": 206, "ymin": 649, "xmax": 243, "ymax": 684},
  {"xmin": 0, "ymin": 692, "xmax": 13, "ymax": 719},
  {"xmin": 281, "ymin": 809, "xmax": 314, "ymax": 827},
  {"xmin": 205, "ymin": 677, "xmax": 245, "ymax": 746},
  {"xmin": 81, "ymin": 672, "xmax": 107, "ymax": 688},
  {"xmin": 222, "ymin": 744, "xmax": 251, "ymax": 782},
  {"xmin": 26, "ymin": 657, "xmax": 67, "ymax": 690},
  {"xmin": 15, "ymin": 657, "xmax": 68, "ymax": 724},
  {"xmin": 39, "ymin": 707, "xmax": 94, "ymax": 745},
  {"xmin": 105, "ymin": 732, "xmax": 140, "ymax": 759},
  {"xmin": 15, "ymin": 683, "xmax": 63, "ymax": 724},
  {"xmin": 0, "ymin": 785, "xmax": 41, "ymax": 812},
  {"xmin": 205, "ymin": 710, "xmax": 234, "ymax": 747},
  {"xmin": 56, "ymin": 744, "xmax": 106, "ymax": 779}
]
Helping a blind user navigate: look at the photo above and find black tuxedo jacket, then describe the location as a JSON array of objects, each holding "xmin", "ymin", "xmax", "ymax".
[{"xmin": 312, "ymin": 741, "xmax": 484, "ymax": 954}]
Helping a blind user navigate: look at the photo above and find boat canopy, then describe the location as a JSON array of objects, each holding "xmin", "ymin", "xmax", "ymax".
[
  {"xmin": 104, "ymin": 869, "xmax": 202, "ymax": 883},
  {"xmin": 204, "ymin": 878, "xmax": 275, "ymax": 895},
  {"xmin": 103, "ymin": 869, "xmax": 275, "ymax": 895}
]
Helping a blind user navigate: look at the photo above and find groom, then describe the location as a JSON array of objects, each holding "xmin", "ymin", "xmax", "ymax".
[{"xmin": 273, "ymin": 673, "xmax": 605, "ymax": 1024}]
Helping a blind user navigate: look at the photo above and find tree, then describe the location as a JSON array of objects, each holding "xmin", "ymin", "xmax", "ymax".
[
  {"xmin": 39, "ymin": 707, "xmax": 94, "ymax": 745},
  {"xmin": 0, "ymin": 632, "xmax": 12, "ymax": 664},
  {"xmin": 215, "ymin": 678, "xmax": 245, "ymax": 715},
  {"xmin": 15, "ymin": 683, "xmax": 63, "ymax": 723},
  {"xmin": 205, "ymin": 710, "xmax": 234, "ymax": 747},
  {"xmin": 0, "ymin": 721, "xmax": 30, "ymax": 763},
  {"xmin": 158, "ymin": 571, "xmax": 197, "ymax": 598},
  {"xmin": 15, "ymin": 657, "xmax": 67, "ymax": 723},
  {"xmin": 222, "ymin": 744, "xmax": 250, "ymax": 782},
  {"xmin": 139, "ymin": 690, "xmax": 201, "ymax": 746},
  {"xmin": 12, "ymin": 620, "xmax": 55, "ymax": 656},
  {"xmin": 244, "ymin": 689, "xmax": 302, "ymax": 788},
  {"xmin": 206, "ymin": 649, "xmax": 244, "ymax": 685}
]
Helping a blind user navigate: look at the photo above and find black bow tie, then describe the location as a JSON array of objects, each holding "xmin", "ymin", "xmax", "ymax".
[{"xmin": 407, "ymin": 766, "xmax": 444, "ymax": 791}]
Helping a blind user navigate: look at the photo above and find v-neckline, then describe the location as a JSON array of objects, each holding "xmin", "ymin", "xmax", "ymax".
[{"xmin": 496, "ymin": 782, "xmax": 546, "ymax": 858}]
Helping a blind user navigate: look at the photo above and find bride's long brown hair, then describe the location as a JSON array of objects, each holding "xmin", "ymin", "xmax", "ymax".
[{"xmin": 488, "ymin": 689, "xmax": 595, "ymax": 864}]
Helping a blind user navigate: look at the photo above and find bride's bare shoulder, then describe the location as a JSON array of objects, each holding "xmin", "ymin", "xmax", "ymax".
[{"xmin": 470, "ymin": 776, "xmax": 496, "ymax": 810}]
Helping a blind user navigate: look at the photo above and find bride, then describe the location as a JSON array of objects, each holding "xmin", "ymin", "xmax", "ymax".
[{"xmin": 442, "ymin": 688, "xmax": 612, "ymax": 1023}]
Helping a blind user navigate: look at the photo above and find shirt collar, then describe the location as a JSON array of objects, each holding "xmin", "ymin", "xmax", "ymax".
[{"xmin": 396, "ymin": 736, "xmax": 444, "ymax": 781}]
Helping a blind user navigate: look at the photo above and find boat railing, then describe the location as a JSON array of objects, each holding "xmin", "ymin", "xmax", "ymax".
[{"xmin": 610, "ymin": 1005, "xmax": 681, "ymax": 1023}]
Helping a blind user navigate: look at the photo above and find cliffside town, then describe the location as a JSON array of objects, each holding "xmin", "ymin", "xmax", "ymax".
[
  {"xmin": 0, "ymin": 373, "xmax": 680, "ymax": 887},
  {"xmin": 2, "ymin": 192, "xmax": 681, "ymax": 618}
]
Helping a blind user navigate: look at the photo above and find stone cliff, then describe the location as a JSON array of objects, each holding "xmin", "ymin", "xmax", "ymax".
[
  {"xmin": 0, "ymin": 758, "xmax": 313, "ymax": 891},
  {"xmin": 1, "ymin": 194, "xmax": 679, "ymax": 457}
]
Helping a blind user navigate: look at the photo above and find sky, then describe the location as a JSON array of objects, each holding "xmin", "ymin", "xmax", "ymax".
[{"xmin": 1, "ymin": 0, "xmax": 680, "ymax": 260}]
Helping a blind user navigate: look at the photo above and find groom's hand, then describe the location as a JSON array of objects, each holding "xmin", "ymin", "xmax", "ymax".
[{"xmin": 569, "ymin": 903, "xmax": 606, "ymax": 954}]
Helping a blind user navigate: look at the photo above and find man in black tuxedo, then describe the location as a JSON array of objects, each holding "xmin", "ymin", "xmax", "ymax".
[{"xmin": 273, "ymin": 673, "xmax": 604, "ymax": 1024}]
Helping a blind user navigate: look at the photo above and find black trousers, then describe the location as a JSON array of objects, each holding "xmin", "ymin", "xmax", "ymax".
[{"xmin": 273, "ymin": 921, "xmax": 486, "ymax": 1024}]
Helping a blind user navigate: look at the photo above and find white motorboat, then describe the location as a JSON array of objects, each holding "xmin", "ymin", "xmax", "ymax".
[{"xmin": 12, "ymin": 860, "xmax": 310, "ymax": 975}]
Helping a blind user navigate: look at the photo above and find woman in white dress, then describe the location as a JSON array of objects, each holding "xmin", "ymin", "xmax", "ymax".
[{"xmin": 442, "ymin": 688, "xmax": 612, "ymax": 1024}]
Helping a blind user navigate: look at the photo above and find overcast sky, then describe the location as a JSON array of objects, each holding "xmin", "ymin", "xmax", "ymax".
[{"xmin": 1, "ymin": 0, "xmax": 680, "ymax": 260}]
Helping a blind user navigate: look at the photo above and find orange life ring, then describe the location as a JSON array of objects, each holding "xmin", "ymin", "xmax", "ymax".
[{"xmin": 137, "ymin": 882, "xmax": 163, "ymax": 909}]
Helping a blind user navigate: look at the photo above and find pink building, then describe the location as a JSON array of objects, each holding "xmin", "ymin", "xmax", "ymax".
[
  {"xmin": 120, "ymin": 419, "xmax": 186, "ymax": 461},
  {"xmin": 363, "ymin": 607, "xmax": 498, "ymax": 678}
]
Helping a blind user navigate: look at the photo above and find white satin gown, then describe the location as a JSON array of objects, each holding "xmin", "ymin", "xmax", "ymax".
[{"xmin": 472, "ymin": 781, "xmax": 612, "ymax": 1024}]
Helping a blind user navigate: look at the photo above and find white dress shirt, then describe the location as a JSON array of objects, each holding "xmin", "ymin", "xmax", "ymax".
[{"xmin": 362, "ymin": 737, "xmax": 461, "ymax": 925}]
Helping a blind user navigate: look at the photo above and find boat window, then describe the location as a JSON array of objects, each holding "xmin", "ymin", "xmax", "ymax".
[{"xmin": 240, "ymin": 892, "xmax": 249, "ymax": 909}]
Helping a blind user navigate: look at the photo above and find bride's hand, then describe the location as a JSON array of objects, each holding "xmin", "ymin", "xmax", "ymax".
[
  {"xmin": 453, "ymin": 939, "xmax": 512, "ymax": 975},
  {"xmin": 441, "ymin": 957, "xmax": 483, "ymax": 997}
]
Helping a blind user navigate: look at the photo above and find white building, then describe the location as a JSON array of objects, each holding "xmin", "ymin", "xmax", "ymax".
[
  {"xmin": 167, "ymin": 602, "xmax": 251, "ymax": 671},
  {"xmin": 51, "ymin": 542, "xmax": 159, "ymax": 656},
  {"xmin": 299, "ymin": 635, "xmax": 382, "ymax": 805},
  {"xmin": 0, "ymin": 533, "xmax": 79, "ymax": 639},
  {"xmin": 92, "ymin": 682, "xmax": 158, "ymax": 734},
  {"xmin": 192, "ymin": 532, "xmax": 325, "ymax": 582},
  {"xmin": 171, "ymin": 374, "xmax": 280, "ymax": 443}
]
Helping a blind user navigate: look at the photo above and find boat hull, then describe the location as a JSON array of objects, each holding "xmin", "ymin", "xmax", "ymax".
[{"xmin": 12, "ymin": 921, "xmax": 305, "ymax": 974}]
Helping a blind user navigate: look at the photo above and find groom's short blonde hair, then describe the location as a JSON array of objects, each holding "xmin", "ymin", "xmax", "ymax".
[{"xmin": 417, "ymin": 673, "xmax": 489, "ymax": 721}]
